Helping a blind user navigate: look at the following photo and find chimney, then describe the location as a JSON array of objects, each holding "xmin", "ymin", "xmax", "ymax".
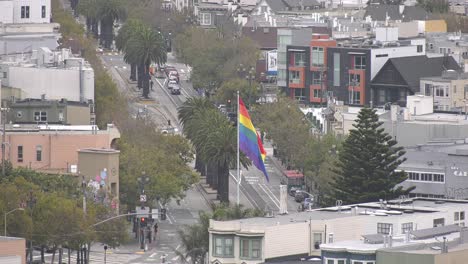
[{"xmin": 399, "ymin": 5, "xmax": 405, "ymax": 14}]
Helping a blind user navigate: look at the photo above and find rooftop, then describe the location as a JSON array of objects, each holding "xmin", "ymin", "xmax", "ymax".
[{"xmin": 211, "ymin": 198, "xmax": 468, "ymax": 227}]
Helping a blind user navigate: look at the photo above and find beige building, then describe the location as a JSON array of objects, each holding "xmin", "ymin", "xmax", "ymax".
[
  {"xmin": 208, "ymin": 198, "xmax": 468, "ymax": 263},
  {"xmin": 78, "ymin": 148, "xmax": 120, "ymax": 210},
  {"xmin": 0, "ymin": 124, "xmax": 120, "ymax": 173},
  {"xmin": 0, "ymin": 236, "xmax": 26, "ymax": 264},
  {"xmin": 420, "ymin": 71, "xmax": 468, "ymax": 111}
]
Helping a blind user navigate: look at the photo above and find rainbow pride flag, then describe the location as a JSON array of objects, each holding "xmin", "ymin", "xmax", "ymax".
[{"xmin": 239, "ymin": 98, "xmax": 269, "ymax": 181}]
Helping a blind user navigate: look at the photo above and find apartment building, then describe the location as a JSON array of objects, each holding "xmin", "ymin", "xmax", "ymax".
[
  {"xmin": 286, "ymin": 34, "xmax": 337, "ymax": 103},
  {"xmin": 0, "ymin": 236, "xmax": 26, "ymax": 264},
  {"xmin": 208, "ymin": 198, "xmax": 468, "ymax": 263},
  {"xmin": 0, "ymin": 0, "xmax": 51, "ymax": 24},
  {"xmin": 420, "ymin": 71, "xmax": 468, "ymax": 112}
]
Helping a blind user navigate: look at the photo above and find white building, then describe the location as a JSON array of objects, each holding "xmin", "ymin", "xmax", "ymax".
[
  {"xmin": 0, "ymin": 48, "xmax": 94, "ymax": 103},
  {"xmin": 0, "ymin": 0, "xmax": 51, "ymax": 24},
  {"xmin": 209, "ymin": 198, "xmax": 468, "ymax": 263}
]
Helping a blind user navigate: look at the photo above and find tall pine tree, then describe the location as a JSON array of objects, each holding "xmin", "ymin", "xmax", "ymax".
[{"xmin": 331, "ymin": 108, "xmax": 414, "ymax": 204}]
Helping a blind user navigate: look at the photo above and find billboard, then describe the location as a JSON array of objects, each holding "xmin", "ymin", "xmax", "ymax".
[{"xmin": 266, "ymin": 50, "xmax": 277, "ymax": 75}]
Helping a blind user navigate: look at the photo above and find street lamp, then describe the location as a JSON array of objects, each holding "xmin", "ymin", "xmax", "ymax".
[{"xmin": 4, "ymin": 207, "xmax": 24, "ymax": 236}]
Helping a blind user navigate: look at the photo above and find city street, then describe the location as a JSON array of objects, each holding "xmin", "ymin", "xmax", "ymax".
[{"xmin": 100, "ymin": 50, "xmax": 300, "ymax": 263}]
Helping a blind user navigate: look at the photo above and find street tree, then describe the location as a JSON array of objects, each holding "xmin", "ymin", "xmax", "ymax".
[
  {"xmin": 331, "ymin": 108, "xmax": 414, "ymax": 204},
  {"xmin": 124, "ymin": 23, "xmax": 167, "ymax": 98},
  {"xmin": 76, "ymin": 0, "xmax": 100, "ymax": 37},
  {"xmin": 215, "ymin": 78, "xmax": 259, "ymax": 108},
  {"xmin": 116, "ymin": 19, "xmax": 145, "ymax": 81},
  {"xmin": 97, "ymin": 0, "xmax": 126, "ymax": 49}
]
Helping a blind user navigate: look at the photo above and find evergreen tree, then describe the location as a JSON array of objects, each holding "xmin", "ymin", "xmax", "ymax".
[{"xmin": 331, "ymin": 108, "xmax": 414, "ymax": 204}]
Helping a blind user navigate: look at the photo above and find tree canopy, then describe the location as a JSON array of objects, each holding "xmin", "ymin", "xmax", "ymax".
[{"xmin": 331, "ymin": 108, "xmax": 414, "ymax": 204}]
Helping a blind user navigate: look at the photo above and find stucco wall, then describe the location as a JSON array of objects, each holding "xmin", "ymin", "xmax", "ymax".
[
  {"xmin": 0, "ymin": 238, "xmax": 26, "ymax": 264},
  {"xmin": 425, "ymin": 20, "xmax": 447, "ymax": 33},
  {"xmin": 377, "ymin": 251, "xmax": 435, "ymax": 264}
]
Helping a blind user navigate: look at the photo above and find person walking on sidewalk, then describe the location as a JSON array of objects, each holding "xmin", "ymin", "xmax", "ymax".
[{"xmin": 150, "ymin": 79, "xmax": 154, "ymax": 91}]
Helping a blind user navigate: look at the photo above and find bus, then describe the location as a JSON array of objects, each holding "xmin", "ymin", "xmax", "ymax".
[{"xmin": 281, "ymin": 170, "xmax": 305, "ymax": 192}]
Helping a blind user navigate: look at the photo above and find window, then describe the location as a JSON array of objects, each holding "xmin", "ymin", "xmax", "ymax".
[
  {"xmin": 36, "ymin": 145, "xmax": 42, "ymax": 162},
  {"xmin": 17, "ymin": 146, "xmax": 23, "ymax": 162},
  {"xmin": 417, "ymin": 45, "xmax": 423, "ymax": 53},
  {"xmin": 294, "ymin": 53, "xmax": 306, "ymax": 66},
  {"xmin": 407, "ymin": 171, "xmax": 444, "ymax": 183},
  {"xmin": 435, "ymin": 86, "xmax": 445, "ymax": 97},
  {"xmin": 354, "ymin": 56, "xmax": 367, "ymax": 69},
  {"xmin": 212, "ymin": 235, "xmax": 234, "ymax": 257},
  {"xmin": 349, "ymin": 73, "xmax": 361, "ymax": 85},
  {"xmin": 42, "ymin": 5, "xmax": 46, "ymax": 18},
  {"xmin": 333, "ymin": 53, "xmax": 340, "ymax": 86},
  {"xmin": 240, "ymin": 238, "xmax": 262, "ymax": 260},
  {"xmin": 199, "ymin": 13, "xmax": 211, "ymax": 25},
  {"xmin": 401, "ymin": 222, "xmax": 413, "ymax": 234},
  {"xmin": 289, "ymin": 70, "xmax": 300, "ymax": 84},
  {"xmin": 21, "ymin": 6, "xmax": 30, "ymax": 18},
  {"xmin": 349, "ymin": 90, "xmax": 360, "ymax": 104},
  {"xmin": 312, "ymin": 71, "xmax": 322, "ymax": 84},
  {"xmin": 455, "ymin": 211, "xmax": 465, "ymax": 221},
  {"xmin": 313, "ymin": 89, "xmax": 322, "ymax": 99},
  {"xmin": 34, "ymin": 111, "xmax": 47, "ymax": 122},
  {"xmin": 311, "ymin": 47, "xmax": 324, "ymax": 67},
  {"xmin": 294, "ymin": 88, "xmax": 305, "ymax": 101},
  {"xmin": 425, "ymin": 83, "xmax": 433, "ymax": 96},
  {"xmin": 377, "ymin": 223, "xmax": 393, "ymax": 234},
  {"xmin": 376, "ymin": 54, "xmax": 388, "ymax": 58},
  {"xmin": 433, "ymin": 218, "xmax": 445, "ymax": 227},
  {"xmin": 2, "ymin": 72, "xmax": 6, "ymax": 78},
  {"xmin": 454, "ymin": 85, "xmax": 457, "ymax": 94},
  {"xmin": 313, "ymin": 233, "xmax": 322, "ymax": 249},
  {"xmin": 325, "ymin": 259, "xmax": 346, "ymax": 264}
]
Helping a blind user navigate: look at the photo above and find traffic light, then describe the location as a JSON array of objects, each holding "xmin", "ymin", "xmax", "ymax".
[
  {"xmin": 140, "ymin": 217, "xmax": 147, "ymax": 227},
  {"xmin": 160, "ymin": 208, "xmax": 167, "ymax": 221}
]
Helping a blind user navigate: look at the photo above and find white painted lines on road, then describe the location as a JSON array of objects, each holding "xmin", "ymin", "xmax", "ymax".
[
  {"xmin": 258, "ymin": 183, "xmax": 280, "ymax": 209},
  {"xmin": 172, "ymin": 255, "xmax": 180, "ymax": 261},
  {"xmin": 175, "ymin": 244, "xmax": 181, "ymax": 250},
  {"xmin": 149, "ymin": 252, "xmax": 157, "ymax": 258}
]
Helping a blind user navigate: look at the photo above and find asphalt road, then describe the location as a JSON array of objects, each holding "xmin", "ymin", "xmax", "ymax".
[{"xmin": 97, "ymin": 51, "xmax": 301, "ymax": 263}]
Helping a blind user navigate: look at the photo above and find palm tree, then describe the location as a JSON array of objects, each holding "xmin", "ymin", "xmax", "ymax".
[
  {"xmin": 124, "ymin": 24, "xmax": 167, "ymax": 98},
  {"xmin": 97, "ymin": 0, "xmax": 126, "ymax": 49},
  {"xmin": 178, "ymin": 97, "xmax": 215, "ymax": 178},
  {"xmin": 77, "ymin": 0, "xmax": 100, "ymax": 37},
  {"xmin": 115, "ymin": 19, "xmax": 144, "ymax": 81}
]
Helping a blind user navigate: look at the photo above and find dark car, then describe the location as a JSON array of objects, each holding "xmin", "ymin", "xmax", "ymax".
[
  {"xmin": 171, "ymin": 85, "xmax": 181, "ymax": 95},
  {"xmin": 295, "ymin": 191, "xmax": 310, "ymax": 203},
  {"xmin": 289, "ymin": 187, "xmax": 299, "ymax": 197}
]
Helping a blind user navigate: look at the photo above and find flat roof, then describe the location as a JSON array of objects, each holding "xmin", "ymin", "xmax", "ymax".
[
  {"xmin": 213, "ymin": 198, "xmax": 468, "ymax": 226},
  {"xmin": 78, "ymin": 148, "xmax": 120, "ymax": 154}
]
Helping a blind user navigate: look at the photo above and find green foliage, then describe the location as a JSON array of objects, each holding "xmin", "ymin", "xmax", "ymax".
[
  {"xmin": 215, "ymin": 78, "xmax": 259, "ymax": 107},
  {"xmin": 174, "ymin": 27, "xmax": 259, "ymax": 92},
  {"xmin": 439, "ymin": 13, "xmax": 468, "ymax": 33},
  {"xmin": 331, "ymin": 108, "xmax": 414, "ymax": 204}
]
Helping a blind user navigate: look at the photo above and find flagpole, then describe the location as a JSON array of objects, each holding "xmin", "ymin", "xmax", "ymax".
[{"xmin": 236, "ymin": 90, "xmax": 240, "ymax": 206}]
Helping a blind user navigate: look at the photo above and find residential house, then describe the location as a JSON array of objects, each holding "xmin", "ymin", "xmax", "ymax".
[
  {"xmin": 420, "ymin": 71, "xmax": 468, "ymax": 111},
  {"xmin": 326, "ymin": 28, "xmax": 425, "ymax": 106},
  {"xmin": 194, "ymin": 2, "xmax": 229, "ymax": 29},
  {"xmin": 208, "ymin": 198, "xmax": 468, "ymax": 263},
  {"xmin": 370, "ymin": 55, "xmax": 460, "ymax": 107},
  {"xmin": 252, "ymin": 0, "xmax": 322, "ymax": 17},
  {"xmin": 426, "ymin": 32, "xmax": 468, "ymax": 65},
  {"xmin": 448, "ymin": 0, "xmax": 467, "ymax": 15},
  {"xmin": 7, "ymin": 99, "xmax": 94, "ymax": 125},
  {"xmin": 0, "ymin": 47, "xmax": 94, "ymax": 103},
  {"xmin": 363, "ymin": 4, "xmax": 447, "ymax": 33}
]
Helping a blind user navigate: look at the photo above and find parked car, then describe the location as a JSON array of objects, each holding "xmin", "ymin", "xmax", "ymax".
[
  {"xmin": 171, "ymin": 85, "xmax": 181, "ymax": 95},
  {"xmin": 289, "ymin": 187, "xmax": 299, "ymax": 197},
  {"xmin": 168, "ymin": 80, "xmax": 178, "ymax": 90},
  {"xmin": 295, "ymin": 190, "xmax": 310, "ymax": 203}
]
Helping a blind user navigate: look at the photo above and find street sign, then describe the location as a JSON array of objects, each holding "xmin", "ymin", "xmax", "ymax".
[
  {"xmin": 150, "ymin": 209, "xmax": 159, "ymax": 219},
  {"xmin": 136, "ymin": 206, "xmax": 150, "ymax": 218},
  {"xmin": 140, "ymin": 194, "xmax": 147, "ymax": 202}
]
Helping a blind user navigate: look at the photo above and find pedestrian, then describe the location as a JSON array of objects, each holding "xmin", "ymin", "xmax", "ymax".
[
  {"xmin": 154, "ymin": 223, "xmax": 158, "ymax": 237},
  {"xmin": 150, "ymin": 79, "xmax": 154, "ymax": 91}
]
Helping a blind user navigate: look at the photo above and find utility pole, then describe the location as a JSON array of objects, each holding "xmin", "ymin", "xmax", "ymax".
[
  {"xmin": 1, "ymin": 103, "xmax": 10, "ymax": 177},
  {"xmin": 27, "ymin": 191, "xmax": 36, "ymax": 264}
]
